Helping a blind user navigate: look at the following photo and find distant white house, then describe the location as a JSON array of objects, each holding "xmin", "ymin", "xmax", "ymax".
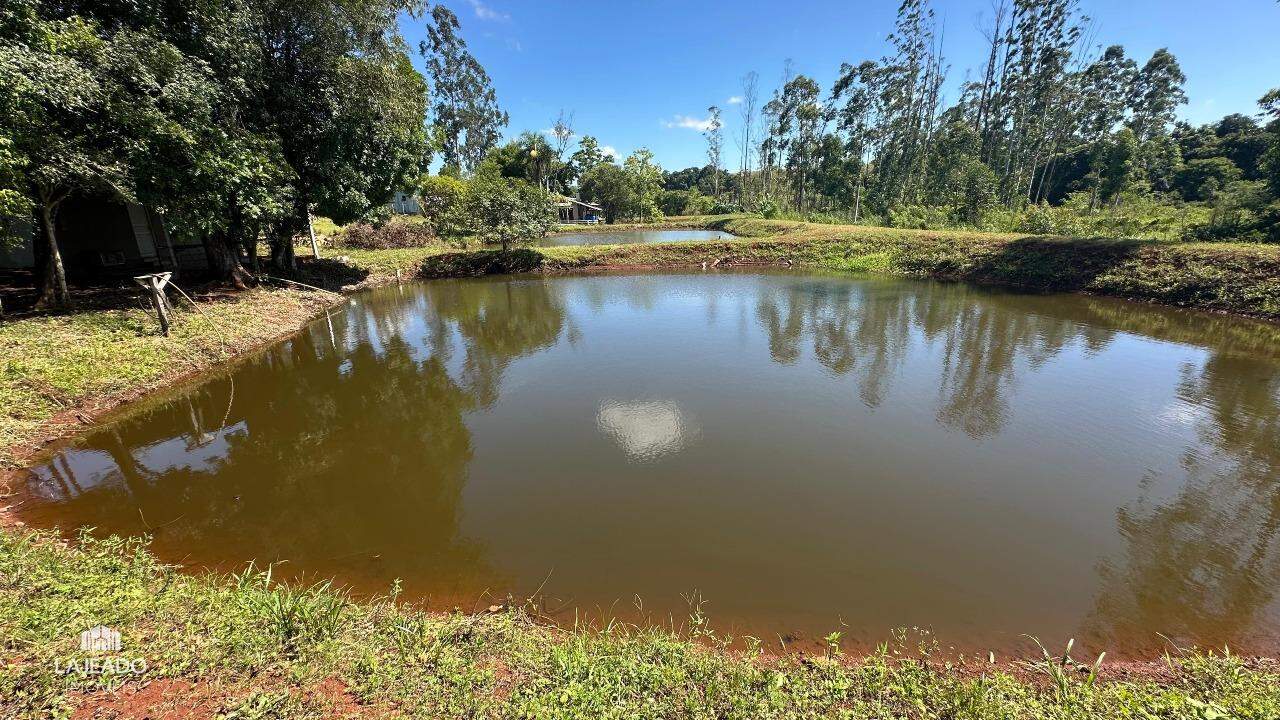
[
  {"xmin": 556, "ymin": 197, "xmax": 603, "ymax": 224},
  {"xmin": 389, "ymin": 191, "xmax": 420, "ymax": 214}
]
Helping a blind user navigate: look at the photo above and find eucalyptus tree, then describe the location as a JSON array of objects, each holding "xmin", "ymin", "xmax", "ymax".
[
  {"xmin": 1127, "ymin": 48, "xmax": 1187, "ymax": 188},
  {"xmin": 832, "ymin": 60, "xmax": 886, "ymax": 220},
  {"xmin": 422, "ymin": 4, "xmax": 508, "ymax": 175},
  {"xmin": 736, "ymin": 71, "xmax": 759, "ymax": 205},
  {"xmin": 704, "ymin": 105, "xmax": 723, "ymax": 199},
  {"xmin": 1078, "ymin": 45, "xmax": 1138, "ymax": 209},
  {"xmin": 1128, "ymin": 49, "xmax": 1187, "ymax": 145},
  {"xmin": 549, "ymin": 110, "xmax": 576, "ymax": 192},
  {"xmin": 861, "ymin": 0, "xmax": 946, "ymax": 212}
]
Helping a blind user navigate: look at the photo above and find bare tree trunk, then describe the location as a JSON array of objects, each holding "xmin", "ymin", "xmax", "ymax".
[{"xmin": 35, "ymin": 198, "xmax": 70, "ymax": 310}]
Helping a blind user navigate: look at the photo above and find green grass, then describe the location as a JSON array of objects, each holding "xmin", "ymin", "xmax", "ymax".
[
  {"xmin": 0, "ymin": 287, "xmax": 336, "ymax": 467},
  {"xmin": 2, "ymin": 529, "xmax": 1277, "ymax": 718}
]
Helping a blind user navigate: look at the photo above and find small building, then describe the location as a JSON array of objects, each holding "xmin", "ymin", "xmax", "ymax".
[
  {"xmin": 556, "ymin": 197, "xmax": 604, "ymax": 224},
  {"xmin": 0, "ymin": 196, "xmax": 208, "ymax": 279},
  {"xmin": 389, "ymin": 191, "xmax": 420, "ymax": 215}
]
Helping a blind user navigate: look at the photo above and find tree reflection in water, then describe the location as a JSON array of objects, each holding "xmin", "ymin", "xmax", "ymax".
[{"xmin": 17, "ymin": 271, "xmax": 1280, "ymax": 653}]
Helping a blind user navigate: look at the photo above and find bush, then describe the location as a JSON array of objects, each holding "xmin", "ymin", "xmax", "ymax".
[
  {"xmin": 887, "ymin": 204, "xmax": 958, "ymax": 230},
  {"xmin": 417, "ymin": 174, "xmax": 469, "ymax": 237},
  {"xmin": 758, "ymin": 199, "xmax": 779, "ymax": 219},
  {"xmin": 465, "ymin": 175, "xmax": 556, "ymax": 250},
  {"xmin": 337, "ymin": 217, "xmax": 437, "ymax": 249},
  {"xmin": 709, "ymin": 200, "xmax": 741, "ymax": 214}
]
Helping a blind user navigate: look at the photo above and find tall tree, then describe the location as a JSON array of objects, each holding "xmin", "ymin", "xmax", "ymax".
[
  {"xmin": 736, "ymin": 71, "xmax": 759, "ymax": 205},
  {"xmin": 422, "ymin": 5, "xmax": 507, "ymax": 175},
  {"xmin": 704, "ymin": 105, "xmax": 723, "ymax": 199},
  {"xmin": 549, "ymin": 109, "xmax": 575, "ymax": 192},
  {"xmin": 622, "ymin": 148, "xmax": 663, "ymax": 220},
  {"xmin": 252, "ymin": 0, "xmax": 430, "ymax": 270},
  {"xmin": 569, "ymin": 135, "xmax": 610, "ymax": 180},
  {"xmin": 1079, "ymin": 45, "xmax": 1138, "ymax": 209}
]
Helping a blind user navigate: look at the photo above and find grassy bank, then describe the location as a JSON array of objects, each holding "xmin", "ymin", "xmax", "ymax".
[
  {"xmin": 2, "ymin": 529, "xmax": 1277, "ymax": 719},
  {"xmin": 424, "ymin": 216, "xmax": 1280, "ymax": 320},
  {"xmin": 0, "ymin": 286, "xmax": 339, "ymax": 468}
]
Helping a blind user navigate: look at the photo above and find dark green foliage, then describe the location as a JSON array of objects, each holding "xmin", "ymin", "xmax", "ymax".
[{"xmin": 463, "ymin": 172, "xmax": 555, "ymax": 251}]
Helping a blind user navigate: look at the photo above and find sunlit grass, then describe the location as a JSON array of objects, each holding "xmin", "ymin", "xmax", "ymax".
[
  {"xmin": 1, "ymin": 529, "xmax": 1276, "ymax": 718},
  {"xmin": 0, "ymin": 288, "xmax": 335, "ymax": 466}
]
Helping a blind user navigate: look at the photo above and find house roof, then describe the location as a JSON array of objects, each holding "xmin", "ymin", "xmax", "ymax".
[{"xmin": 556, "ymin": 197, "xmax": 604, "ymax": 211}]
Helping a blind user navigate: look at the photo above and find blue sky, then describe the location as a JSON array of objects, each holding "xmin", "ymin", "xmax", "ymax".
[{"xmin": 401, "ymin": 0, "xmax": 1280, "ymax": 171}]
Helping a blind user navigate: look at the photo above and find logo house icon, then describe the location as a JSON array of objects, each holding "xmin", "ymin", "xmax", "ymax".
[{"xmin": 79, "ymin": 626, "xmax": 121, "ymax": 653}]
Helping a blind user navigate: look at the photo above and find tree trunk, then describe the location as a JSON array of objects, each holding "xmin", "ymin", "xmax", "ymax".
[
  {"xmin": 34, "ymin": 200, "xmax": 70, "ymax": 310},
  {"xmin": 269, "ymin": 221, "xmax": 297, "ymax": 273},
  {"xmin": 207, "ymin": 233, "xmax": 253, "ymax": 290}
]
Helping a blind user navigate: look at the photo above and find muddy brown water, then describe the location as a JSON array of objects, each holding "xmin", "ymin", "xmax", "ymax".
[{"xmin": 17, "ymin": 270, "xmax": 1280, "ymax": 657}]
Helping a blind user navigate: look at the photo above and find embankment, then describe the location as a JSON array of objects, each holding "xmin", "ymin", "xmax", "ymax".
[{"xmin": 432, "ymin": 216, "xmax": 1280, "ymax": 320}]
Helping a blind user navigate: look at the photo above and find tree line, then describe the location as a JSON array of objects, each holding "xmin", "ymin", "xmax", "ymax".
[
  {"xmin": 666, "ymin": 0, "xmax": 1280, "ymax": 241},
  {"xmin": 1, "ymin": 0, "xmax": 511, "ymax": 308}
]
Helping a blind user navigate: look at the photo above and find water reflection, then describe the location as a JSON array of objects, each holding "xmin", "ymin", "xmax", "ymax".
[
  {"xmin": 597, "ymin": 400, "xmax": 698, "ymax": 462},
  {"xmin": 18, "ymin": 270, "xmax": 1280, "ymax": 654}
]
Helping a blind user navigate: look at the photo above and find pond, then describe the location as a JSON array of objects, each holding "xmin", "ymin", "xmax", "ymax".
[
  {"xmin": 534, "ymin": 229, "xmax": 734, "ymax": 246},
  {"xmin": 17, "ymin": 270, "xmax": 1280, "ymax": 657}
]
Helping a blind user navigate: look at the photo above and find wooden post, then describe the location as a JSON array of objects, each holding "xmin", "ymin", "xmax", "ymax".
[
  {"xmin": 307, "ymin": 210, "xmax": 320, "ymax": 259},
  {"xmin": 133, "ymin": 272, "xmax": 173, "ymax": 336}
]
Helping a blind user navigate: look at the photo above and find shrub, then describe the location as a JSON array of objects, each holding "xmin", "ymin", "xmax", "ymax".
[
  {"xmin": 417, "ymin": 174, "xmax": 469, "ymax": 237},
  {"xmin": 465, "ymin": 175, "xmax": 556, "ymax": 250},
  {"xmin": 337, "ymin": 217, "xmax": 437, "ymax": 249},
  {"xmin": 887, "ymin": 204, "xmax": 957, "ymax": 230},
  {"xmin": 758, "ymin": 199, "xmax": 779, "ymax": 218}
]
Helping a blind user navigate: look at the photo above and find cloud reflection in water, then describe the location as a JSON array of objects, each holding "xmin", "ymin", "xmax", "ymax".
[{"xmin": 596, "ymin": 400, "xmax": 698, "ymax": 462}]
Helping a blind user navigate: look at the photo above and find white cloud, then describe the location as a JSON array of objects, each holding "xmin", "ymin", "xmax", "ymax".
[
  {"xmin": 466, "ymin": 0, "xmax": 509, "ymax": 21},
  {"xmin": 661, "ymin": 114, "xmax": 714, "ymax": 131},
  {"xmin": 600, "ymin": 145, "xmax": 619, "ymax": 158},
  {"xmin": 727, "ymin": 96, "xmax": 743, "ymax": 105}
]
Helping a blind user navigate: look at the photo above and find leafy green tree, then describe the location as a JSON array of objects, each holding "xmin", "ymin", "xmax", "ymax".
[
  {"xmin": 925, "ymin": 121, "xmax": 997, "ymax": 224},
  {"xmin": 464, "ymin": 173, "xmax": 554, "ymax": 251},
  {"xmin": 486, "ymin": 131, "xmax": 555, "ymax": 190},
  {"xmin": 1100, "ymin": 128, "xmax": 1141, "ymax": 206},
  {"xmin": 622, "ymin": 148, "xmax": 663, "ymax": 221},
  {"xmin": 569, "ymin": 135, "xmax": 609, "ymax": 184},
  {"xmin": 422, "ymin": 5, "xmax": 507, "ymax": 175},
  {"xmin": 1259, "ymin": 89, "xmax": 1280, "ymax": 199},
  {"xmin": 579, "ymin": 162, "xmax": 631, "ymax": 223},
  {"xmin": 254, "ymin": 0, "xmax": 430, "ymax": 271},
  {"xmin": 1129, "ymin": 49, "xmax": 1187, "ymax": 145},
  {"xmin": 0, "ymin": 11, "xmax": 219, "ymax": 307},
  {"xmin": 417, "ymin": 174, "xmax": 469, "ymax": 237},
  {"xmin": 1174, "ymin": 157, "xmax": 1240, "ymax": 202}
]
